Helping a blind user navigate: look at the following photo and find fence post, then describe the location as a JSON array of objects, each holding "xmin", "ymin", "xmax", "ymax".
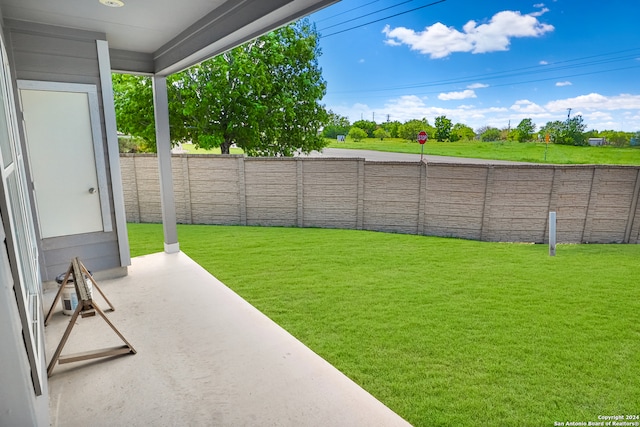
[{"xmin": 549, "ymin": 211, "xmax": 556, "ymax": 256}]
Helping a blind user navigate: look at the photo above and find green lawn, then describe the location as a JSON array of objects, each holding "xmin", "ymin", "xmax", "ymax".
[
  {"xmin": 128, "ymin": 223, "xmax": 640, "ymax": 426},
  {"xmin": 329, "ymin": 138, "xmax": 640, "ymax": 165},
  {"xmin": 175, "ymin": 138, "xmax": 640, "ymax": 165},
  {"xmin": 180, "ymin": 143, "xmax": 245, "ymax": 155}
]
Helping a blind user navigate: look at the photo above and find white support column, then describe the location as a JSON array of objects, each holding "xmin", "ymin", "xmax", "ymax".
[
  {"xmin": 152, "ymin": 75, "xmax": 179, "ymax": 254},
  {"xmin": 96, "ymin": 40, "xmax": 131, "ymax": 267}
]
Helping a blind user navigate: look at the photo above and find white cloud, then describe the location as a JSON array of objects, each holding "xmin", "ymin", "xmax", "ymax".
[
  {"xmin": 383, "ymin": 9, "xmax": 554, "ymax": 58},
  {"xmin": 358, "ymin": 58, "xmax": 365, "ymax": 64},
  {"xmin": 545, "ymin": 93, "xmax": 640, "ymax": 112},
  {"xmin": 467, "ymin": 83, "xmax": 489, "ymax": 89},
  {"xmin": 387, "ymin": 95, "xmax": 429, "ymax": 110},
  {"xmin": 530, "ymin": 7, "xmax": 550, "ymax": 17},
  {"xmin": 384, "ymin": 39, "xmax": 402, "ymax": 46},
  {"xmin": 586, "ymin": 111, "xmax": 613, "ymax": 121},
  {"xmin": 382, "ymin": 23, "xmax": 472, "ymax": 58},
  {"xmin": 539, "ymin": 60, "xmax": 549, "ymax": 65},
  {"xmin": 555, "ymin": 81, "xmax": 572, "ymax": 87},
  {"xmin": 438, "ymin": 90, "xmax": 477, "ymax": 100},
  {"xmin": 510, "ymin": 99, "xmax": 546, "ymax": 113},
  {"xmin": 533, "ymin": 3, "xmax": 545, "ymax": 7}
]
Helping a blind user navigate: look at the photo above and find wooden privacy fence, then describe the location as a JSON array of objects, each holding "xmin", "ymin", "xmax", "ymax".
[{"xmin": 120, "ymin": 154, "xmax": 640, "ymax": 244}]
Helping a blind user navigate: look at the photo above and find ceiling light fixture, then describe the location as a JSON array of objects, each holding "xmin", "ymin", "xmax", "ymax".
[{"xmin": 99, "ymin": 0, "xmax": 124, "ymax": 7}]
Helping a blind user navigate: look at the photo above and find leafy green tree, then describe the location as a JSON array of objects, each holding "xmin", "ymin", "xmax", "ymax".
[
  {"xmin": 498, "ymin": 126, "xmax": 514, "ymax": 141},
  {"xmin": 398, "ymin": 118, "xmax": 431, "ymax": 142},
  {"xmin": 112, "ymin": 74, "xmax": 188, "ymax": 152},
  {"xmin": 539, "ymin": 121, "xmax": 564, "ymax": 143},
  {"xmin": 373, "ymin": 128, "xmax": 390, "ymax": 140},
  {"xmin": 380, "ymin": 120, "xmax": 401, "ymax": 138},
  {"xmin": 182, "ymin": 19, "xmax": 327, "ymax": 156},
  {"xmin": 450, "ymin": 123, "xmax": 475, "ymax": 142},
  {"xmin": 113, "ymin": 19, "xmax": 328, "ymax": 156},
  {"xmin": 434, "ymin": 116, "xmax": 453, "ymax": 141},
  {"xmin": 514, "ymin": 118, "xmax": 536, "ymax": 142},
  {"xmin": 348, "ymin": 127, "xmax": 367, "ymax": 141},
  {"xmin": 566, "ymin": 116, "xmax": 588, "ymax": 146},
  {"xmin": 501, "ymin": 127, "xmax": 513, "ymax": 141},
  {"xmin": 599, "ymin": 130, "xmax": 630, "ymax": 147},
  {"xmin": 475, "ymin": 126, "xmax": 490, "ymax": 136},
  {"xmin": 479, "ymin": 127, "xmax": 501, "ymax": 141},
  {"xmin": 118, "ymin": 135, "xmax": 146, "ymax": 153},
  {"xmin": 323, "ymin": 110, "xmax": 350, "ymax": 139},
  {"xmin": 584, "ymin": 129, "xmax": 599, "ymax": 140},
  {"xmin": 541, "ymin": 115, "xmax": 587, "ymax": 145},
  {"xmin": 351, "ymin": 120, "xmax": 377, "ymax": 138}
]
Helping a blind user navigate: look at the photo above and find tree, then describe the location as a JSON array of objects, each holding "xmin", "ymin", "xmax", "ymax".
[
  {"xmin": 479, "ymin": 127, "xmax": 501, "ymax": 142},
  {"xmin": 539, "ymin": 121, "xmax": 564, "ymax": 143},
  {"xmin": 351, "ymin": 120, "xmax": 377, "ymax": 138},
  {"xmin": 348, "ymin": 127, "xmax": 367, "ymax": 141},
  {"xmin": 398, "ymin": 118, "xmax": 431, "ymax": 142},
  {"xmin": 434, "ymin": 115, "xmax": 452, "ymax": 141},
  {"xmin": 565, "ymin": 116, "xmax": 587, "ymax": 146},
  {"xmin": 113, "ymin": 19, "xmax": 328, "ymax": 156},
  {"xmin": 450, "ymin": 123, "xmax": 475, "ymax": 142},
  {"xmin": 373, "ymin": 128, "xmax": 390, "ymax": 140},
  {"xmin": 501, "ymin": 127, "xmax": 514, "ymax": 141},
  {"xmin": 322, "ymin": 110, "xmax": 350, "ymax": 139},
  {"xmin": 599, "ymin": 130, "xmax": 630, "ymax": 147},
  {"xmin": 514, "ymin": 118, "xmax": 536, "ymax": 142},
  {"xmin": 540, "ymin": 115, "xmax": 587, "ymax": 145},
  {"xmin": 112, "ymin": 74, "xmax": 188, "ymax": 152},
  {"xmin": 475, "ymin": 125, "xmax": 491, "ymax": 137},
  {"xmin": 380, "ymin": 120, "xmax": 401, "ymax": 138}
]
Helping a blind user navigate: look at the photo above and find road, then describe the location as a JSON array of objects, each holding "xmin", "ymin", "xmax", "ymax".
[{"xmin": 301, "ymin": 148, "xmax": 533, "ymax": 165}]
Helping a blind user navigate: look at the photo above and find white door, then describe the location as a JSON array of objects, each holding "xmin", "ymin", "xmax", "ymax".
[{"xmin": 19, "ymin": 82, "xmax": 111, "ymax": 238}]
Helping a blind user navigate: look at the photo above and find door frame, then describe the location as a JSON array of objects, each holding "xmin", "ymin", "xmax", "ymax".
[{"xmin": 17, "ymin": 80, "xmax": 112, "ymax": 236}]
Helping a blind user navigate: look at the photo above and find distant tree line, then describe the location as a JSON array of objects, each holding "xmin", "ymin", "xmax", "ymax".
[{"xmin": 325, "ymin": 112, "xmax": 640, "ymax": 147}]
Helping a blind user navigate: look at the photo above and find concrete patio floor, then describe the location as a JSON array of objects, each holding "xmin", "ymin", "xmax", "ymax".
[{"xmin": 44, "ymin": 251, "xmax": 411, "ymax": 426}]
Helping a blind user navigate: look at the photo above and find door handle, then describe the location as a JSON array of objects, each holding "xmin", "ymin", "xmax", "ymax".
[{"xmin": 89, "ymin": 187, "xmax": 96, "ymax": 194}]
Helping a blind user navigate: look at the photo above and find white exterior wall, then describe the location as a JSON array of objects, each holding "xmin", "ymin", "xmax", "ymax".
[
  {"xmin": 4, "ymin": 20, "xmax": 127, "ymax": 281},
  {"xmin": 0, "ymin": 16, "xmax": 50, "ymax": 426}
]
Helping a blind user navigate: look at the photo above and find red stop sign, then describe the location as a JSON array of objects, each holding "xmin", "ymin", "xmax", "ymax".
[{"xmin": 418, "ymin": 131, "xmax": 428, "ymax": 144}]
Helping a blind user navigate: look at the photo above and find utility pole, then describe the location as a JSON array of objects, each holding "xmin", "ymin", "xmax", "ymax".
[
  {"xmin": 567, "ymin": 108, "xmax": 572, "ymax": 120},
  {"xmin": 372, "ymin": 112, "xmax": 375, "ymax": 122}
]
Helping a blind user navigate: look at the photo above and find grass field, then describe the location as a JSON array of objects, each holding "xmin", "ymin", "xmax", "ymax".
[
  {"xmin": 173, "ymin": 138, "xmax": 640, "ymax": 165},
  {"xmin": 328, "ymin": 138, "xmax": 640, "ymax": 165},
  {"xmin": 128, "ymin": 223, "xmax": 640, "ymax": 427},
  {"xmin": 180, "ymin": 143, "xmax": 244, "ymax": 155}
]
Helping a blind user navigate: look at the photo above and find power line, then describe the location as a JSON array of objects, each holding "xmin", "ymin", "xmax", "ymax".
[
  {"xmin": 314, "ymin": 0, "xmax": 383, "ymax": 24},
  {"xmin": 321, "ymin": 0, "xmax": 447, "ymax": 38},
  {"xmin": 319, "ymin": 0, "xmax": 416, "ymax": 32},
  {"xmin": 327, "ymin": 48, "xmax": 640, "ymax": 95},
  {"xmin": 326, "ymin": 63, "xmax": 640, "ymax": 101}
]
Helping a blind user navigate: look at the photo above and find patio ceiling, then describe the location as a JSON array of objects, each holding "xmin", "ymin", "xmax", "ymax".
[{"xmin": 0, "ymin": 0, "xmax": 338, "ymax": 74}]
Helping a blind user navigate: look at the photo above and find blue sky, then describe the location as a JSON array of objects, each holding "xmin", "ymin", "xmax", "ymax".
[{"xmin": 308, "ymin": 0, "xmax": 640, "ymax": 133}]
